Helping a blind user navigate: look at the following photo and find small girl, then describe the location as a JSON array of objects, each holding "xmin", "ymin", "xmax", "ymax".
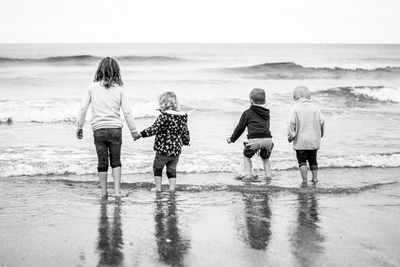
[
  {"xmin": 136, "ymin": 92, "xmax": 190, "ymax": 192},
  {"xmin": 76, "ymin": 57, "xmax": 140, "ymax": 198}
]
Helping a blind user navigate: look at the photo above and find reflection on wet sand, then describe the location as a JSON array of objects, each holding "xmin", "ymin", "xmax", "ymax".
[
  {"xmin": 97, "ymin": 200, "xmax": 124, "ymax": 267},
  {"xmin": 291, "ymin": 192, "xmax": 324, "ymax": 266},
  {"xmin": 154, "ymin": 193, "xmax": 190, "ymax": 266},
  {"xmin": 242, "ymin": 193, "xmax": 272, "ymax": 250}
]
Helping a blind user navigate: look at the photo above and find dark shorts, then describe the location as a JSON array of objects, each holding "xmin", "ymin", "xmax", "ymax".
[
  {"xmin": 153, "ymin": 153, "xmax": 179, "ymax": 179},
  {"xmin": 243, "ymin": 138, "xmax": 274, "ymax": 159},
  {"xmin": 296, "ymin": 150, "xmax": 318, "ymax": 170},
  {"xmin": 93, "ymin": 128, "xmax": 122, "ymax": 172}
]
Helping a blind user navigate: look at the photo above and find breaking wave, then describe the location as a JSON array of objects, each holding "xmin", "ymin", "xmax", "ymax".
[
  {"xmin": 1, "ymin": 147, "xmax": 400, "ymax": 178},
  {"xmin": 0, "ymin": 55, "xmax": 185, "ymax": 65},
  {"xmin": 0, "ymin": 99, "xmax": 161, "ymax": 123},
  {"xmin": 317, "ymin": 86, "xmax": 400, "ymax": 103},
  {"xmin": 223, "ymin": 62, "xmax": 400, "ymax": 80}
]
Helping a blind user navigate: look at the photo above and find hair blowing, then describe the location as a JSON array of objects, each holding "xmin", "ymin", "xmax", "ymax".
[{"xmin": 94, "ymin": 57, "xmax": 123, "ymax": 89}]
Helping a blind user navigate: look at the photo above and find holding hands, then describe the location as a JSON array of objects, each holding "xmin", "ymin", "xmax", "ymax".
[
  {"xmin": 132, "ymin": 131, "xmax": 142, "ymax": 141},
  {"xmin": 226, "ymin": 137, "xmax": 232, "ymax": 144},
  {"xmin": 76, "ymin": 128, "xmax": 83, "ymax": 139}
]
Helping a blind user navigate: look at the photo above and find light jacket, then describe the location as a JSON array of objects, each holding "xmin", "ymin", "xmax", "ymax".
[
  {"xmin": 287, "ymin": 98, "xmax": 325, "ymax": 150},
  {"xmin": 76, "ymin": 82, "xmax": 137, "ymax": 133}
]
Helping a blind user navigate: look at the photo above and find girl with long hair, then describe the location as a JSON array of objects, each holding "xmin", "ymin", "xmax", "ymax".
[{"xmin": 76, "ymin": 57, "xmax": 140, "ymax": 198}]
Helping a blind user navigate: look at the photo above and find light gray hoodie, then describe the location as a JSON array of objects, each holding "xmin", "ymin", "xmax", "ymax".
[
  {"xmin": 76, "ymin": 82, "xmax": 137, "ymax": 133},
  {"xmin": 287, "ymin": 98, "xmax": 325, "ymax": 150}
]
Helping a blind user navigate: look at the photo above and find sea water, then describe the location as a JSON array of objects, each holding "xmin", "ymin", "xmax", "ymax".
[
  {"xmin": 0, "ymin": 43, "xmax": 399, "ymax": 179},
  {"xmin": 1, "ymin": 44, "xmax": 400, "ymax": 266}
]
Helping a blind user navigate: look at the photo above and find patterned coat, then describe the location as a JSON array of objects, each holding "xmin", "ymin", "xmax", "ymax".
[{"xmin": 140, "ymin": 110, "xmax": 190, "ymax": 157}]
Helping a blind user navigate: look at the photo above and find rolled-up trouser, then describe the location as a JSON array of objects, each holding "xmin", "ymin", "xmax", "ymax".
[
  {"xmin": 153, "ymin": 153, "xmax": 179, "ymax": 179},
  {"xmin": 243, "ymin": 138, "xmax": 274, "ymax": 159},
  {"xmin": 93, "ymin": 128, "xmax": 122, "ymax": 172},
  {"xmin": 295, "ymin": 149, "xmax": 318, "ymax": 170}
]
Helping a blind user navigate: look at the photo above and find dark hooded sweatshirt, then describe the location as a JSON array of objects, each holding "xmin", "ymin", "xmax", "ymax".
[{"xmin": 230, "ymin": 105, "xmax": 272, "ymax": 143}]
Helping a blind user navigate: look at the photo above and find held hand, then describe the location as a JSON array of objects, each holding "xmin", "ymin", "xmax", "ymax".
[
  {"xmin": 226, "ymin": 137, "xmax": 232, "ymax": 144},
  {"xmin": 131, "ymin": 132, "xmax": 142, "ymax": 141},
  {"xmin": 76, "ymin": 128, "xmax": 83, "ymax": 139}
]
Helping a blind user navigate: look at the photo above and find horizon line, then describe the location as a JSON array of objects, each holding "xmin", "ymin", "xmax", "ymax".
[{"xmin": 0, "ymin": 42, "xmax": 399, "ymax": 45}]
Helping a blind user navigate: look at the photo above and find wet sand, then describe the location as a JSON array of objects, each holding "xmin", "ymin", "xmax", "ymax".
[{"xmin": 0, "ymin": 168, "xmax": 400, "ymax": 266}]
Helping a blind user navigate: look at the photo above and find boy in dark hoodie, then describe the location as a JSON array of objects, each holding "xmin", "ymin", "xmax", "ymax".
[{"xmin": 227, "ymin": 88, "xmax": 273, "ymax": 179}]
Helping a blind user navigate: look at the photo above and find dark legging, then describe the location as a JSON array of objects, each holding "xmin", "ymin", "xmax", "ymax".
[{"xmin": 94, "ymin": 128, "xmax": 122, "ymax": 172}]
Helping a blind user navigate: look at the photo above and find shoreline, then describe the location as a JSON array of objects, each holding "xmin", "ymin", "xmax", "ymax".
[{"xmin": 1, "ymin": 167, "xmax": 399, "ymax": 266}]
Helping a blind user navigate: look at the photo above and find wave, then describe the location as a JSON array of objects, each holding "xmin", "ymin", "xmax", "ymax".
[
  {"xmin": 0, "ymin": 99, "xmax": 161, "ymax": 123},
  {"xmin": 223, "ymin": 62, "xmax": 400, "ymax": 80},
  {"xmin": 1, "ymin": 147, "xmax": 400, "ymax": 178},
  {"xmin": 0, "ymin": 55, "xmax": 185, "ymax": 65},
  {"xmin": 317, "ymin": 86, "xmax": 400, "ymax": 103}
]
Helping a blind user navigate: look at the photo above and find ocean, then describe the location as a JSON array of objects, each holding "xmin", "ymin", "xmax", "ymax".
[
  {"xmin": 0, "ymin": 43, "xmax": 399, "ymax": 179},
  {"xmin": 1, "ymin": 43, "xmax": 400, "ymax": 266}
]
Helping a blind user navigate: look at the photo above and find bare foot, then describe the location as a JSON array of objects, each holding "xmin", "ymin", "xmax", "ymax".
[
  {"xmin": 151, "ymin": 187, "xmax": 162, "ymax": 193},
  {"xmin": 115, "ymin": 190, "xmax": 129, "ymax": 198}
]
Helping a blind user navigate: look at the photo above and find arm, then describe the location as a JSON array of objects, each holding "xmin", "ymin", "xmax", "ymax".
[
  {"xmin": 229, "ymin": 112, "xmax": 247, "ymax": 143},
  {"xmin": 140, "ymin": 114, "xmax": 165, "ymax": 138},
  {"xmin": 76, "ymin": 88, "xmax": 91, "ymax": 139},
  {"xmin": 319, "ymin": 109, "xmax": 325, "ymax": 138},
  {"xmin": 182, "ymin": 119, "xmax": 190, "ymax": 146},
  {"xmin": 287, "ymin": 109, "xmax": 297, "ymax": 143},
  {"xmin": 120, "ymin": 88, "xmax": 138, "ymax": 134}
]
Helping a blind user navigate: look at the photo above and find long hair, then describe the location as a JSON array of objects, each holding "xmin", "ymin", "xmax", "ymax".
[
  {"xmin": 94, "ymin": 57, "xmax": 123, "ymax": 89},
  {"xmin": 158, "ymin": 91, "xmax": 179, "ymax": 111}
]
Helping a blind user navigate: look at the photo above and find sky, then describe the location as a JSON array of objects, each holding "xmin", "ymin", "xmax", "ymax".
[{"xmin": 0, "ymin": 0, "xmax": 399, "ymax": 43}]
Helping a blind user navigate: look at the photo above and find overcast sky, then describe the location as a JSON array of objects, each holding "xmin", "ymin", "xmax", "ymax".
[{"xmin": 1, "ymin": 0, "xmax": 399, "ymax": 43}]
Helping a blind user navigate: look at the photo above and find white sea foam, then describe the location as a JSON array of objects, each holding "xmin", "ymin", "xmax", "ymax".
[
  {"xmin": 1, "ymin": 146, "xmax": 399, "ymax": 178},
  {"xmin": 351, "ymin": 86, "xmax": 400, "ymax": 103},
  {"xmin": 0, "ymin": 99, "xmax": 160, "ymax": 123}
]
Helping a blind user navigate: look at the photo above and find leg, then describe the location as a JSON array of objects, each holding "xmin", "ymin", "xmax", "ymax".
[
  {"xmin": 153, "ymin": 153, "xmax": 166, "ymax": 192},
  {"xmin": 99, "ymin": 172, "xmax": 108, "ymax": 198},
  {"xmin": 168, "ymin": 178, "xmax": 176, "ymax": 192},
  {"xmin": 109, "ymin": 129, "xmax": 122, "ymax": 196},
  {"xmin": 94, "ymin": 129, "xmax": 110, "ymax": 197},
  {"xmin": 308, "ymin": 150, "xmax": 319, "ymax": 183},
  {"xmin": 299, "ymin": 164, "xmax": 308, "ymax": 181},
  {"xmin": 243, "ymin": 156, "xmax": 253, "ymax": 177},
  {"xmin": 112, "ymin": 167, "xmax": 122, "ymax": 196},
  {"xmin": 260, "ymin": 142, "xmax": 274, "ymax": 178},
  {"xmin": 296, "ymin": 150, "xmax": 308, "ymax": 182},
  {"xmin": 262, "ymin": 158, "xmax": 272, "ymax": 178},
  {"xmin": 166, "ymin": 156, "xmax": 179, "ymax": 192},
  {"xmin": 154, "ymin": 176, "xmax": 162, "ymax": 192},
  {"xmin": 311, "ymin": 170, "xmax": 318, "ymax": 182}
]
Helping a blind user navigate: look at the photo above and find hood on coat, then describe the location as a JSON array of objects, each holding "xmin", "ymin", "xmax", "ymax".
[{"xmin": 250, "ymin": 105, "xmax": 270, "ymax": 120}]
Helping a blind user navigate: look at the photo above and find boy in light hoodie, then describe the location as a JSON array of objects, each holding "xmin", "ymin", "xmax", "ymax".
[{"xmin": 287, "ymin": 86, "xmax": 325, "ymax": 183}]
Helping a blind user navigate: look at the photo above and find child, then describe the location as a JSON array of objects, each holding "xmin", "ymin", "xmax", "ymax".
[
  {"xmin": 76, "ymin": 57, "xmax": 140, "ymax": 198},
  {"xmin": 287, "ymin": 86, "xmax": 325, "ymax": 183},
  {"xmin": 136, "ymin": 92, "xmax": 190, "ymax": 192},
  {"xmin": 226, "ymin": 88, "xmax": 274, "ymax": 180}
]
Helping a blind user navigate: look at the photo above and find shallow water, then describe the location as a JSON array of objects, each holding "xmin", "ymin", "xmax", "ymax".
[
  {"xmin": 0, "ymin": 44, "xmax": 400, "ymax": 178},
  {"xmin": 0, "ymin": 168, "xmax": 399, "ymax": 266}
]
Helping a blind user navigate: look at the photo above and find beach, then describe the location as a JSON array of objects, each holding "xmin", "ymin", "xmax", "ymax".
[
  {"xmin": 0, "ymin": 43, "xmax": 400, "ymax": 266},
  {"xmin": 1, "ymin": 168, "xmax": 399, "ymax": 267}
]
